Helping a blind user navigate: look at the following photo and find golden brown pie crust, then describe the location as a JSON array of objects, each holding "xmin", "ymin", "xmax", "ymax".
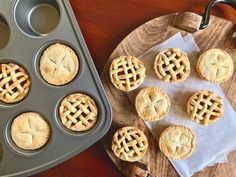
[
  {"xmin": 187, "ymin": 90, "xmax": 224, "ymax": 125},
  {"xmin": 196, "ymin": 49, "xmax": 234, "ymax": 83},
  {"xmin": 11, "ymin": 112, "xmax": 50, "ymax": 150},
  {"xmin": 135, "ymin": 87, "xmax": 170, "ymax": 121},
  {"xmin": 159, "ymin": 125, "xmax": 196, "ymax": 160},
  {"xmin": 112, "ymin": 126, "xmax": 148, "ymax": 162},
  {"xmin": 154, "ymin": 48, "xmax": 190, "ymax": 83},
  {"xmin": 40, "ymin": 43, "xmax": 79, "ymax": 86},
  {"xmin": 110, "ymin": 56, "xmax": 146, "ymax": 92},
  {"xmin": 59, "ymin": 93, "xmax": 98, "ymax": 132},
  {"xmin": 0, "ymin": 63, "xmax": 30, "ymax": 103}
]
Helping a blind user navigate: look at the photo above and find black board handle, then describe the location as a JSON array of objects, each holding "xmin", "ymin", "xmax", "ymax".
[{"xmin": 200, "ymin": 0, "xmax": 236, "ymax": 29}]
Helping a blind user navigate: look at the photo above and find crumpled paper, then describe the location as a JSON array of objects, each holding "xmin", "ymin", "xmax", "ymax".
[{"xmin": 126, "ymin": 33, "xmax": 236, "ymax": 177}]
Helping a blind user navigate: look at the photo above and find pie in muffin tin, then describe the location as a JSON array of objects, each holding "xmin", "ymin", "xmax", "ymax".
[
  {"xmin": 0, "ymin": 2, "xmax": 111, "ymax": 176},
  {"xmin": 59, "ymin": 93, "xmax": 98, "ymax": 132},
  {"xmin": 0, "ymin": 63, "xmax": 31, "ymax": 103},
  {"xmin": 1, "ymin": 42, "xmax": 101, "ymax": 154},
  {"xmin": 0, "ymin": 3, "xmax": 111, "ymax": 176},
  {"xmin": 0, "ymin": 43, "xmax": 99, "ymax": 152},
  {"xmin": 11, "ymin": 112, "xmax": 50, "ymax": 150},
  {"xmin": 40, "ymin": 43, "xmax": 79, "ymax": 86}
]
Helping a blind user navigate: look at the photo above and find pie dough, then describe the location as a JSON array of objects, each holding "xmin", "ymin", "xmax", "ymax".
[
  {"xmin": 187, "ymin": 90, "xmax": 224, "ymax": 125},
  {"xmin": 0, "ymin": 63, "xmax": 31, "ymax": 103},
  {"xmin": 196, "ymin": 49, "xmax": 234, "ymax": 83},
  {"xmin": 40, "ymin": 43, "xmax": 79, "ymax": 85},
  {"xmin": 11, "ymin": 112, "xmax": 50, "ymax": 150},
  {"xmin": 110, "ymin": 56, "xmax": 146, "ymax": 92},
  {"xmin": 112, "ymin": 126, "xmax": 148, "ymax": 162},
  {"xmin": 59, "ymin": 93, "xmax": 98, "ymax": 132},
  {"xmin": 135, "ymin": 87, "xmax": 170, "ymax": 121},
  {"xmin": 159, "ymin": 125, "xmax": 196, "ymax": 160},
  {"xmin": 154, "ymin": 48, "xmax": 190, "ymax": 83}
]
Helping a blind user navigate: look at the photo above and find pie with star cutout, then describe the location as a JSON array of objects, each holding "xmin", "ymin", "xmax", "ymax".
[
  {"xmin": 135, "ymin": 87, "xmax": 170, "ymax": 121},
  {"xmin": 159, "ymin": 125, "xmax": 196, "ymax": 160},
  {"xmin": 40, "ymin": 43, "xmax": 79, "ymax": 85},
  {"xmin": 196, "ymin": 49, "xmax": 234, "ymax": 83},
  {"xmin": 11, "ymin": 112, "xmax": 50, "ymax": 150}
]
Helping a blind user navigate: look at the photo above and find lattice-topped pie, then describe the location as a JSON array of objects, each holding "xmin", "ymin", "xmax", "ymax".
[
  {"xmin": 196, "ymin": 49, "xmax": 234, "ymax": 83},
  {"xmin": 11, "ymin": 112, "xmax": 50, "ymax": 150},
  {"xmin": 112, "ymin": 126, "xmax": 148, "ymax": 162},
  {"xmin": 0, "ymin": 63, "xmax": 31, "ymax": 103},
  {"xmin": 110, "ymin": 56, "xmax": 146, "ymax": 92},
  {"xmin": 59, "ymin": 93, "xmax": 98, "ymax": 132},
  {"xmin": 159, "ymin": 125, "xmax": 196, "ymax": 160},
  {"xmin": 187, "ymin": 90, "xmax": 224, "ymax": 125},
  {"xmin": 135, "ymin": 87, "xmax": 170, "ymax": 121},
  {"xmin": 154, "ymin": 48, "xmax": 190, "ymax": 83},
  {"xmin": 40, "ymin": 43, "xmax": 79, "ymax": 86}
]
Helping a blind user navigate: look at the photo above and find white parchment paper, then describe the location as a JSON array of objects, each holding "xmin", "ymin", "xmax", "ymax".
[{"xmin": 126, "ymin": 33, "xmax": 236, "ymax": 177}]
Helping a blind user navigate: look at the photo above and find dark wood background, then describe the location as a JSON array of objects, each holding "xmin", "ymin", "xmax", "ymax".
[{"xmin": 32, "ymin": 0, "xmax": 236, "ymax": 177}]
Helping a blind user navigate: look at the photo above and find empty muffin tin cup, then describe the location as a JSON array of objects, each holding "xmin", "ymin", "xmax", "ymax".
[
  {"xmin": 14, "ymin": 0, "xmax": 60, "ymax": 37},
  {"xmin": 0, "ymin": 15, "xmax": 10, "ymax": 50}
]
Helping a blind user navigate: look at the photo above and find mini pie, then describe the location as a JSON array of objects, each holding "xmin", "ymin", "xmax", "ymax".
[
  {"xmin": 11, "ymin": 112, "xmax": 50, "ymax": 150},
  {"xmin": 0, "ymin": 63, "xmax": 31, "ymax": 103},
  {"xmin": 159, "ymin": 125, "xmax": 196, "ymax": 160},
  {"xmin": 187, "ymin": 90, "xmax": 224, "ymax": 125},
  {"xmin": 154, "ymin": 48, "xmax": 190, "ymax": 83},
  {"xmin": 59, "ymin": 93, "xmax": 98, "ymax": 132},
  {"xmin": 110, "ymin": 56, "xmax": 146, "ymax": 92},
  {"xmin": 40, "ymin": 43, "xmax": 79, "ymax": 86},
  {"xmin": 112, "ymin": 126, "xmax": 148, "ymax": 162},
  {"xmin": 135, "ymin": 86, "xmax": 170, "ymax": 121},
  {"xmin": 196, "ymin": 49, "xmax": 234, "ymax": 83}
]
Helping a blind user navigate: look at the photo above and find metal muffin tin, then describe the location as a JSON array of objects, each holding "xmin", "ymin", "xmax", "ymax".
[{"xmin": 0, "ymin": 0, "xmax": 112, "ymax": 176}]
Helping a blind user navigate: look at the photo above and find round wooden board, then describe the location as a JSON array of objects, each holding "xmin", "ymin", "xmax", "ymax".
[{"xmin": 101, "ymin": 12, "xmax": 236, "ymax": 177}]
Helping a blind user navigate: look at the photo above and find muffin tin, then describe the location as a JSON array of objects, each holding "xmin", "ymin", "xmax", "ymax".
[{"xmin": 0, "ymin": 0, "xmax": 112, "ymax": 176}]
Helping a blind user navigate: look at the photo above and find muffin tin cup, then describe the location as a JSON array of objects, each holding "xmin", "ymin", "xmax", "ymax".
[
  {"xmin": 0, "ymin": 60, "xmax": 31, "ymax": 108},
  {"xmin": 14, "ymin": 0, "xmax": 61, "ymax": 37},
  {"xmin": 4, "ymin": 111, "xmax": 52, "ymax": 157},
  {"xmin": 0, "ymin": 0, "xmax": 112, "ymax": 176},
  {"xmin": 33, "ymin": 40, "xmax": 83, "ymax": 88},
  {"xmin": 0, "ymin": 14, "xmax": 10, "ymax": 50},
  {"xmin": 54, "ymin": 92, "xmax": 102, "ymax": 138}
]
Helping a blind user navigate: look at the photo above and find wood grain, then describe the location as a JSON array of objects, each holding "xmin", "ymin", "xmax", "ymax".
[
  {"xmin": 32, "ymin": 1, "xmax": 236, "ymax": 176},
  {"xmin": 101, "ymin": 12, "xmax": 236, "ymax": 177}
]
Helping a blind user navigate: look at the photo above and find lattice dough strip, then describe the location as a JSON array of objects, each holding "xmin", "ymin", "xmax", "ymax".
[
  {"xmin": 159, "ymin": 53, "xmax": 188, "ymax": 79},
  {"xmin": 8, "ymin": 76, "xmax": 27, "ymax": 93},
  {"xmin": 110, "ymin": 56, "xmax": 145, "ymax": 91},
  {"xmin": 190, "ymin": 99, "xmax": 222, "ymax": 122}
]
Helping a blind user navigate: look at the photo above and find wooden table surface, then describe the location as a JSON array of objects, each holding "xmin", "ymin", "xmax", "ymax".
[{"xmin": 32, "ymin": 1, "xmax": 236, "ymax": 177}]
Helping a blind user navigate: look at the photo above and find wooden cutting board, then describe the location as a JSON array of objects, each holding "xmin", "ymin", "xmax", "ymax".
[{"xmin": 101, "ymin": 12, "xmax": 236, "ymax": 177}]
